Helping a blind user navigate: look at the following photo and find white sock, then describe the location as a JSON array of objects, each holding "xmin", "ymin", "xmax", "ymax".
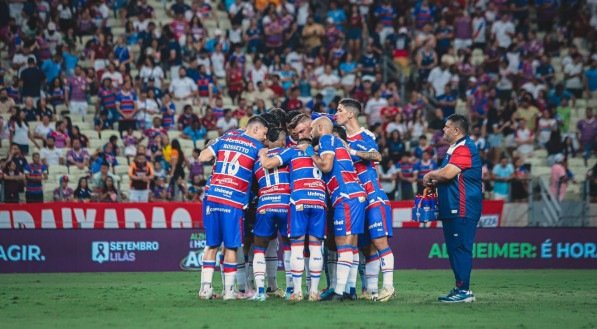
[
  {"xmin": 236, "ymin": 251, "xmax": 247, "ymax": 292},
  {"xmin": 222, "ymin": 262, "xmax": 236, "ymax": 296},
  {"xmin": 247, "ymin": 247, "xmax": 255, "ymax": 290},
  {"xmin": 379, "ymin": 247, "xmax": 395, "ymax": 289},
  {"xmin": 327, "ymin": 250, "xmax": 337, "ymax": 289},
  {"xmin": 200, "ymin": 260, "xmax": 216, "ymax": 290},
  {"xmin": 365, "ymin": 253, "xmax": 380, "ymax": 294},
  {"xmin": 282, "ymin": 244, "xmax": 293, "ymax": 291},
  {"xmin": 335, "ymin": 246, "xmax": 353, "ymax": 294},
  {"xmin": 346, "ymin": 247, "xmax": 359, "ymax": 294},
  {"xmin": 266, "ymin": 239, "xmax": 278, "ymax": 290},
  {"xmin": 253, "ymin": 246, "xmax": 266, "ymax": 294},
  {"xmin": 308, "ymin": 241, "xmax": 323, "ymax": 294},
  {"xmin": 290, "ymin": 240, "xmax": 304, "ymax": 295}
]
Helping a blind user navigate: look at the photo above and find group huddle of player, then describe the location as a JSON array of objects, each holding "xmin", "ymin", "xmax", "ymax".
[{"xmin": 197, "ymin": 98, "xmax": 395, "ymax": 302}]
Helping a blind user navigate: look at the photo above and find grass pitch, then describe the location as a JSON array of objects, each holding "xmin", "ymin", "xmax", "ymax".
[{"xmin": 0, "ymin": 270, "xmax": 595, "ymax": 329}]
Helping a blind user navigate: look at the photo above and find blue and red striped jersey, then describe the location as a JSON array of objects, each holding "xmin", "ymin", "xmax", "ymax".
[
  {"xmin": 116, "ymin": 91, "xmax": 137, "ymax": 115},
  {"xmin": 437, "ymin": 136, "xmax": 482, "ymax": 219},
  {"xmin": 205, "ymin": 133, "xmax": 264, "ymax": 209},
  {"xmin": 24, "ymin": 162, "xmax": 47, "ymax": 193},
  {"xmin": 414, "ymin": 159, "xmax": 438, "ymax": 181},
  {"xmin": 253, "ymin": 147, "xmax": 291, "ymax": 212},
  {"xmin": 275, "ymin": 146, "xmax": 327, "ymax": 207},
  {"xmin": 318, "ymin": 134, "xmax": 366, "ymax": 206},
  {"xmin": 347, "ymin": 128, "xmax": 389, "ymax": 208}
]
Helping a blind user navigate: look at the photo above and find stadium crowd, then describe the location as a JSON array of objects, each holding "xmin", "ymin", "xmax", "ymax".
[{"xmin": 0, "ymin": 0, "xmax": 596, "ymax": 203}]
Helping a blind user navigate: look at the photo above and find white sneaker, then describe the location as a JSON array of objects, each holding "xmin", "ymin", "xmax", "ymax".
[
  {"xmin": 377, "ymin": 286, "xmax": 395, "ymax": 302},
  {"xmin": 250, "ymin": 292, "xmax": 267, "ymax": 302},
  {"xmin": 198, "ymin": 286, "xmax": 214, "ymax": 300}
]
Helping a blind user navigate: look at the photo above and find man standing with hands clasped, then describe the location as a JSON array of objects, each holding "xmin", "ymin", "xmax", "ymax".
[{"xmin": 423, "ymin": 114, "xmax": 482, "ymax": 303}]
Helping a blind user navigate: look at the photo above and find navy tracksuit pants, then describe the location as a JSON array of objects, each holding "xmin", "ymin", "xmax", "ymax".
[{"xmin": 442, "ymin": 217, "xmax": 478, "ymax": 291}]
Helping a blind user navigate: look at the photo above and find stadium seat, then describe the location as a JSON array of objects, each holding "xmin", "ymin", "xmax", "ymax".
[{"xmin": 49, "ymin": 166, "xmax": 69, "ymax": 176}]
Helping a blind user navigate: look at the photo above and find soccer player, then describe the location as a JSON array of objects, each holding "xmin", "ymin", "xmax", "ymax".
[
  {"xmin": 198, "ymin": 116, "xmax": 268, "ymax": 300},
  {"xmin": 423, "ymin": 114, "xmax": 482, "ymax": 303},
  {"xmin": 260, "ymin": 138, "xmax": 327, "ymax": 301},
  {"xmin": 250, "ymin": 128, "xmax": 292, "ymax": 301},
  {"xmin": 299, "ymin": 116, "xmax": 367, "ymax": 301},
  {"xmin": 335, "ymin": 98, "xmax": 396, "ymax": 302}
]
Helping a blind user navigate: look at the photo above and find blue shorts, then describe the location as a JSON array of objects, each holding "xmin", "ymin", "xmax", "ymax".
[
  {"xmin": 204, "ymin": 200, "xmax": 244, "ymax": 249},
  {"xmin": 333, "ymin": 197, "xmax": 366, "ymax": 236},
  {"xmin": 253, "ymin": 207, "xmax": 289, "ymax": 238},
  {"xmin": 359, "ymin": 203, "xmax": 393, "ymax": 247},
  {"xmin": 289, "ymin": 203, "xmax": 327, "ymax": 239}
]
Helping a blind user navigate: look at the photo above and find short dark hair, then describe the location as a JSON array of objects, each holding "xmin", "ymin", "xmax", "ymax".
[
  {"xmin": 447, "ymin": 114, "xmax": 469, "ymax": 135},
  {"xmin": 247, "ymin": 115, "xmax": 269, "ymax": 128},
  {"xmin": 339, "ymin": 98, "xmax": 362, "ymax": 115}
]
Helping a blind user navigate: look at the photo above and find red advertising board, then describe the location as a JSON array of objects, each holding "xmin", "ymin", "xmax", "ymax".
[
  {"xmin": 0, "ymin": 200, "xmax": 503, "ymax": 229},
  {"xmin": 0, "ymin": 202, "xmax": 203, "ymax": 229}
]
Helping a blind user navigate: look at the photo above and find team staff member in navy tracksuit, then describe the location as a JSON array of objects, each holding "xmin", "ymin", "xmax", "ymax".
[{"xmin": 423, "ymin": 114, "xmax": 482, "ymax": 303}]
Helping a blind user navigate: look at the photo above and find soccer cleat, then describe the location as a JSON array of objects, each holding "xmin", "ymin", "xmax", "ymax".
[
  {"xmin": 250, "ymin": 292, "xmax": 267, "ymax": 302},
  {"xmin": 197, "ymin": 286, "xmax": 214, "ymax": 300},
  {"xmin": 377, "ymin": 287, "xmax": 395, "ymax": 302},
  {"xmin": 343, "ymin": 292, "xmax": 357, "ymax": 301},
  {"xmin": 359, "ymin": 291, "xmax": 378, "ymax": 301},
  {"xmin": 318, "ymin": 288, "xmax": 335, "ymax": 301},
  {"xmin": 438, "ymin": 289, "xmax": 475, "ymax": 303},
  {"xmin": 320, "ymin": 291, "xmax": 347, "ymax": 302},
  {"xmin": 308, "ymin": 292, "xmax": 320, "ymax": 301},
  {"xmin": 288, "ymin": 292, "xmax": 303, "ymax": 301},
  {"xmin": 274, "ymin": 288, "xmax": 286, "ymax": 298}
]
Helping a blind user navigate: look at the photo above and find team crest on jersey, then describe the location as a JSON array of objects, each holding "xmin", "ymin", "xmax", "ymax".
[{"xmin": 296, "ymin": 204, "xmax": 304, "ymax": 211}]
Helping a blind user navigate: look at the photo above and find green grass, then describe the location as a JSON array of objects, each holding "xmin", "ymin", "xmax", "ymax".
[{"xmin": 0, "ymin": 270, "xmax": 596, "ymax": 329}]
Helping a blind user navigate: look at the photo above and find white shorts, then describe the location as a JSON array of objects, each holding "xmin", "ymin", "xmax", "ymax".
[
  {"xmin": 129, "ymin": 189, "xmax": 149, "ymax": 202},
  {"xmin": 70, "ymin": 101, "xmax": 88, "ymax": 117}
]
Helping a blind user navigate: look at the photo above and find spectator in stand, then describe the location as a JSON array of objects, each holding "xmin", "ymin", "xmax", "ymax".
[
  {"xmin": 9, "ymin": 108, "xmax": 39, "ymax": 155},
  {"xmin": 116, "ymin": 80, "xmax": 138, "ymax": 136},
  {"xmin": 397, "ymin": 152, "xmax": 416, "ymax": 200},
  {"xmin": 53, "ymin": 175, "xmax": 73, "ymax": 201},
  {"xmin": 511, "ymin": 158, "xmax": 530, "ymax": 202},
  {"xmin": 150, "ymin": 176, "xmax": 169, "ymax": 201},
  {"xmin": 66, "ymin": 65, "xmax": 89, "ymax": 118},
  {"xmin": 364, "ymin": 89, "xmax": 388, "ymax": 127},
  {"xmin": 3, "ymin": 159, "xmax": 25, "ymax": 203},
  {"xmin": 514, "ymin": 118, "xmax": 535, "ymax": 158},
  {"xmin": 40, "ymin": 136, "xmax": 65, "ymax": 166},
  {"xmin": 128, "ymin": 152, "xmax": 154, "ymax": 202},
  {"xmin": 33, "ymin": 115, "xmax": 54, "ymax": 144},
  {"xmin": 36, "ymin": 98, "xmax": 54, "ymax": 121},
  {"xmin": 73, "ymin": 177, "xmax": 93, "ymax": 202},
  {"xmin": 66, "ymin": 139, "xmax": 90, "ymax": 170},
  {"xmin": 170, "ymin": 67, "xmax": 198, "ymax": 102},
  {"xmin": 160, "ymin": 93, "xmax": 176, "ymax": 130},
  {"xmin": 136, "ymin": 89, "xmax": 160, "ymax": 130},
  {"xmin": 585, "ymin": 59, "xmax": 597, "ymax": 98},
  {"xmin": 24, "ymin": 152, "xmax": 47, "ymax": 203},
  {"xmin": 91, "ymin": 162, "xmax": 119, "ymax": 192},
  {"xmin": 19, "ymin": 58, "xmax": 44, "ymax": 103},
  {"xmin": 492, "ymin": 156, "xmax": 514, "ymax": 200},
  {"xmin": 216, "ymin": 109, "xmax": 238, "ymax": 135},
  {"xmin": 576, "ymin": 108, "xmax": 596, "ymax": 166},
  {"xmin": 414, "ymin": 150, "xmax": 438, "ymax": 194},
  {"xmin": 181, "ymin": 119, "xmax": 207, "ymax": 144},
  {"xmin": 100, "ymin": 176, "xmax": 125, "ymax": 202},
  {"xmin": 22, "ymin": 97, "xmax": 38, "ymax": 122},
  {"xmin": 177, "ymin": 104, "xmax": 199, "ymax": 131},
  {"xmin": 550, "ymin": 154, "xmax": 572, "ymax": 201},
  {"xmin": 48, "ymin": 120, "xmax": 70, "ymax": 149}
]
